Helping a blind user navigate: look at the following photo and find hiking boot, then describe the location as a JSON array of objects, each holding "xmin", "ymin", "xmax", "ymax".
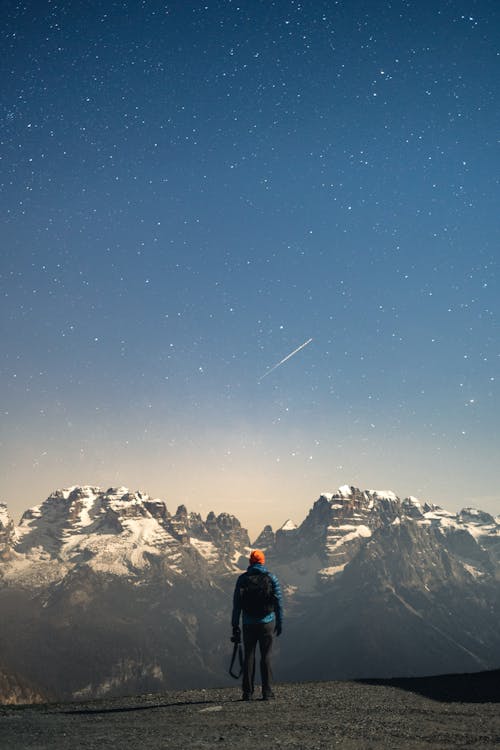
[
  {"xmin": 262, "ymin": 690, "xmax": 275, "ymax": 700},
  {"xmin": 242, "ymin": 692, "xmax": 253, "ymax": 701}
]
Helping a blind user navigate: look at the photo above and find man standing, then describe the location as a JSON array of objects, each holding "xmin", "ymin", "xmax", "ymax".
[{"xmin": 231, "ymin": 549, "xmax": 283, "ymax": 701}]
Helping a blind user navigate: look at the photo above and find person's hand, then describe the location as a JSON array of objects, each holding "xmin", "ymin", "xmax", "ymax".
[
  {"xmin": 231, "ymin": 625, "xmax": 241, "ymax": 643},
  {"xmin": 274, "ymin": 623, "xmax": 282, "ymax": 637}
]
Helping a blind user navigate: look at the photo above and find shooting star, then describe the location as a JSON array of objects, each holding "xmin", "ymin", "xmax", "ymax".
[{"xmin": 258, "ymin": 338, "xmax": 313, "ymax": 382}]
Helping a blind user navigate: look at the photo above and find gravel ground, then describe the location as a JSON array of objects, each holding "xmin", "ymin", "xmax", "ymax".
[{"xmin": 1, "ymin": 674, "xmax": 500, "ymax": 750}]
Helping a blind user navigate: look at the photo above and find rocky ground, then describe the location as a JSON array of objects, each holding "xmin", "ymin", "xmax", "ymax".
[{"xmin": 1, "ymin": 671, "xmax": 500, "ymax": 749}]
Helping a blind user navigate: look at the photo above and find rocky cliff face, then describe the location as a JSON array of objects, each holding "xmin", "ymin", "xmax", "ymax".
[
  {"xmin": 0, "ymin": 487, "xmax": 251, "ymax": 703},
  {"xmin": 252, "ymin": 524, "xmax": 275, "ymax": 550},
  {"xmin": 256, "ymin": 485, "xmax": 500, "ymax": 589},
  {"xmin": 0, "ymin": 665, "xmax": 47, "ymax": 706},
  {"xmin": 0, "ymin": 504, "xmax": 15, "ymax": 562},
  {"xmin": 1, "ymin": 484, "xmax": 499, "ymax": 703},
  {"xmin": 255, "ymin": 487, "xmax": 500, "ymax": 683},
  {"xmin": 6, "ymin": 486, "xmax": 249, "ymax": 588},
  {"xmin": 279, "ymin": 516, "xmax": 500, "ymax": 682}
]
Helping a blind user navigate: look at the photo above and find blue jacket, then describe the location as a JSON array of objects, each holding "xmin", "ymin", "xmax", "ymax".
[{"xmin": 232, "ymin": 563, "xmax": 283, "ymax": 628}]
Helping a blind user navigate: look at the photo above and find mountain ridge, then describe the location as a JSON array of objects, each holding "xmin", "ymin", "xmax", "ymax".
[{"xmin": 1, "ymin": 483, "xmax": 500, "ymax": 704}]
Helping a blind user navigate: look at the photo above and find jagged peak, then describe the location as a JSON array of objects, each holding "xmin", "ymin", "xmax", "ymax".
[
  {"xmin": 105, "ymin": 486, "xmax": 129, "ymax": 496},
  {"xmin": 2, "ymin": 480, "xmax": 500, "ymax": 606},
  {"xmin": 259, "ymin": 524, "xmax": 273, "ymax": 533},
  {"xmin": 4, "ymin": 485, "xmax": 252, "ymax": 584},
  {"xmin": 0, "ymin": 503, "xmax": 13, "ymax": 529},
  {"xmin": 458, "ymin": 507, "xmax": 497, "ymax": 526},
  {"xmin": 59, "ymin": 486, "xmax": 102, "ymax": 501},
  {"xmin": 402, "ymin": 496, "xmax": 424, "ymax": 519},
  {"xmin": 319, "ymin": 486, "xmax": 354, "ymax": 501},
  {"xmin": 404, "ymin": 496, "xmax": 422, "ymax": 506},
  {"xmin": 252, "ymin": 524, "xmax": 274, "ymax": 549},
  {"xmin": 144, "ymin": 498, "xmax": 169, "ymax": 512},
  {"xmin": 338, "ymin": 484, "xmax": 354, "ymax": 497},
  {"xmin": 320, "ymin": 486, "xmax": 401, "ymax": 505},
  {"xmin": 215, "ymin": 512, "xmax": 242, "ymax": 529},
  {"xmin": 216, "ymin": 511, "xmax": 237, "ymax": 521},
  {"xmin": 367, "ymin": 489, "xmax": 399, "ymax": 502},
  {"xmin": 423, "ymin": 501, "xmax": 438, "ymax": 513}
]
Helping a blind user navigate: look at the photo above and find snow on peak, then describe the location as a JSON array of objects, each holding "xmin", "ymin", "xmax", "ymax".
[
  {"xmin": 405, "ymin": 496, "xmax": 421, "ymax": 507},
  {"xmin": 462, "ymin": 507, "xmax": 480, "ymax": 517},
  {"xmin": 60, "ymin": 486, "xmax": 101, "ymax": 501},
  {"xmin": 190, "ymin": 538, "xmax": 219, "ymax": 563},
  {"xmin": 458, "ymin": 507, "xmax": 497, "ymax": 527},
  {"xmin": 280, "ymin": 519, "xmax": 297, "ymax": 532},
  {"xmin": 368, "ymin": 489, "xmax": 398, "ymax": 502},
  {"xmin": 11, "ymin": 486, "xmax": 181, "ymax": 579},
  {"xmin": 0, "ymin": 503, "xmax": 11, "ymax": 528},
  {"xmin": 3, "ymin": 485, "xmax": 253, "ymax": 586},
  {"xmin": 338, "ymin": 485, "xmax": 353, "ymax": 497},
  {"xmin": 105, "ymin": 486, "xmax": 130, "ymax": 497}
]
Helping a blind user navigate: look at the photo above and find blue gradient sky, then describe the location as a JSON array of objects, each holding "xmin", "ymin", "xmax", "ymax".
[{"xmin": 1, "ymin": 0, "xmax": 499, "ymax": 538}]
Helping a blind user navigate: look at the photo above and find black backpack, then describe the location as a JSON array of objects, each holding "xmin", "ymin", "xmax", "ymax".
[{"xmin": 239, "ymin": 572, "xmax": 275, "ymax": 618}]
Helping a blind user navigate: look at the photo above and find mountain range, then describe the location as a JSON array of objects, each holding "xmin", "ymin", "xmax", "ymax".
[{"xmin": 1, "ymin": 484, "xmax": 499, "ymax": 703}]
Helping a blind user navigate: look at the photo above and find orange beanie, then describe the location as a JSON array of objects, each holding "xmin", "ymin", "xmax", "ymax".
[{"xmin": 249, "ymin": 549, "xmax": 265, "ymax": 565}]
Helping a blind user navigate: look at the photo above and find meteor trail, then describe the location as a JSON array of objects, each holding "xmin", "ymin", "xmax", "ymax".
[{"xmin": 258, "ymin": 338, "xmax": 313, "ymax": 382}]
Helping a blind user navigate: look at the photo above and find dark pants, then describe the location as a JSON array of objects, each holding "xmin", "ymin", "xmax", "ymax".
[{"xmin": 242, "ymin": 621, "xmax": 274, "ymax": 696}]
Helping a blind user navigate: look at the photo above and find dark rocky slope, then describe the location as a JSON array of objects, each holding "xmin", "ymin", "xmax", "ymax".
[{"xmin": 279, "ymin": 519, "xmax": 500, "ymax": 682}]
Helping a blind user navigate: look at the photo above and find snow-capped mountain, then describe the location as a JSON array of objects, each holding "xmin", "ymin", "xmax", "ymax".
[
  {"xmin": 255, "ymin": 486, "xmax": 500, "ymax": 683},
  {"xmin": 2, "ymin": 486, "xmax": 249, "ymax": 589},
  {"xmin": 0, "ymin": 486, "xmax": 251, "ymax": 704},
  {"xmin": 1, "ymin": 483, "xmax": 499, "ymax": 704},
  {"xmin": 255, "ymin": 484, "xmax": 500, "ymax": 589}
]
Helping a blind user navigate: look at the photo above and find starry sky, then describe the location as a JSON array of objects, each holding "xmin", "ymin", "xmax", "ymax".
[{"xmin": 1, "ymin": 0, "xmax": 499, "ymax": 538}]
